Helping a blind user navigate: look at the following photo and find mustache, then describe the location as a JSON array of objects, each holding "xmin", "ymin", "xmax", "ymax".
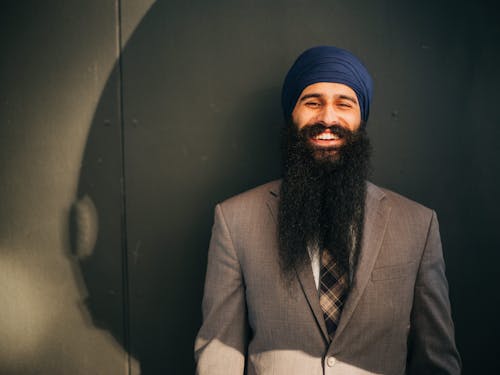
[{"xmin": 298, "ymin": 123, "xmax": 354, "ymax": 140}]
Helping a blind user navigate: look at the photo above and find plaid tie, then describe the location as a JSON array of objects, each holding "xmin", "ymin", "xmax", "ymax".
[{"xmin": 319, "ymin": 250, "xmax": 348, "ymax": 339}]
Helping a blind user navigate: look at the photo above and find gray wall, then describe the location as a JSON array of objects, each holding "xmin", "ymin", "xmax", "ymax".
[{"xmin": 1, "ymin": 0, "xmax": 498, "ymax": 374}]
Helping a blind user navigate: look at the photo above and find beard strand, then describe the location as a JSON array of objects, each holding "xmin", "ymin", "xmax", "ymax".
[{"xmin": 278, "ymin": 123, "xmax": 371, "ymax": 284}]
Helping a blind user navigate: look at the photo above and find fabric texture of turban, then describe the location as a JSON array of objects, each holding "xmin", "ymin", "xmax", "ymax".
[{"xmin": 281, "ymin": 46, "xmax": 373, "ymax": 122}]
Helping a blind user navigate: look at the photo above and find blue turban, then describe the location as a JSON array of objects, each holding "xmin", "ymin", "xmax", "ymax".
[{"xmin": 281, "ymin": 46, "xmax": 373, "ymax": 122}]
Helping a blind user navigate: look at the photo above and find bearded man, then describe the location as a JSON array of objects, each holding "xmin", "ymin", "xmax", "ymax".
[{"xmin": 194, "ymin": 46, "xmax": 461, "ymax": 375}]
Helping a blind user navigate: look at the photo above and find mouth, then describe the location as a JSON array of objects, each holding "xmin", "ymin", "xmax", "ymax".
[{"xmin": 309, "ymin": 129, "xmax": 344, "ymax": 148}]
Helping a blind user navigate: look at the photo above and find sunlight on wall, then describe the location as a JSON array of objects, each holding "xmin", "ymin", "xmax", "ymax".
[{"xmin": 0, "ymin": 255, "xmax": 52, "ymax": 369}]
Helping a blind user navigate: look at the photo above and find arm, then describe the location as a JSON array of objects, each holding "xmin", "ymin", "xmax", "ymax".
[
  {"xmin": 194, "ymin": 204, "xmax": 248, "ymax": 375},
  {"xmin": 407, "ymin": 211, "xmax": 461, "ymax": 374}
]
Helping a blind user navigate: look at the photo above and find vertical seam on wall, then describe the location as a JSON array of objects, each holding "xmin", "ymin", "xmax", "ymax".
[{"xmin": 116, "ymin": 0, "xmax": 132, "ymax": 373}]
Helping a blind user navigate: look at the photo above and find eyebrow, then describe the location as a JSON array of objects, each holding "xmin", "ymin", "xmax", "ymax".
[
  {"xmin": 298, "ymin": 93, "xmax": 322, "ymax": 102},
  {"xmin": 298, "ymin": 93, "xmax": 358, "ymax": 104}
]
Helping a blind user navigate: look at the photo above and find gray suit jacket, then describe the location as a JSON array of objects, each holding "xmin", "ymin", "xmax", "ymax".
[{"xmin": 195, "ymin": 180, "xmax": 461, "ymax": 374}]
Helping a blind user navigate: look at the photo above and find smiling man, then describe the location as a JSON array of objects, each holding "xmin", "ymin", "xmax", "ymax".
[{"xmin": 195, "ymin": 46, "xmax": 461, "ymax": 375}]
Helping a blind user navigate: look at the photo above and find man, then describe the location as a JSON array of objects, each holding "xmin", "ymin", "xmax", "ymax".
[{"xmin": 194, "ymin": 46, "xmax": 461, "ymax": 374}]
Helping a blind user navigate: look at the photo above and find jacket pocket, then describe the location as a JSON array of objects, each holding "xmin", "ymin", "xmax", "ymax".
[{"xmin": 371, "ymin": 261, "xmax": 415, "ymax": 281}]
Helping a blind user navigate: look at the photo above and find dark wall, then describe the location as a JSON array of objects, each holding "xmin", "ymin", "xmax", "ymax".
[{"xmin": 1, "ymin": 0, "xmax": 499, "ymax": 374}]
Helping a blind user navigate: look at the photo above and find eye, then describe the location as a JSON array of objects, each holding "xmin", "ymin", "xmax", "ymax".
[
  {"xmin": 337, "ymin": 101, "xmax": 353, "ymax": 109},
  {"xmin": 305, "ymin": 101, "xmax": 321, "ymax": 108}
]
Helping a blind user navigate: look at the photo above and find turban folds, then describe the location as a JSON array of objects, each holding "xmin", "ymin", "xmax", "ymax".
[{"xmin": 281, "ymin": 46, "xmax": 373, "ymax": 122}]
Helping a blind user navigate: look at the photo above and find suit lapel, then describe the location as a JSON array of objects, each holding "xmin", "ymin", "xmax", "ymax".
[
  {"xmin": 331, "ymin": 183, "xmax": 391, "ymax": 344},
  {"xmin": 266, "ymin": 182, "xmax": 330, "ymax": 342},
  {"xmin": 294, "ymin": 260, "xmax": 330, "ymax": 341}
]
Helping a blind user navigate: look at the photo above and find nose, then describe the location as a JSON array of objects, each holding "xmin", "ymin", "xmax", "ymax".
[{"xmin": 317, "ymin": 105, "xmax": 339, "ymax": 126}]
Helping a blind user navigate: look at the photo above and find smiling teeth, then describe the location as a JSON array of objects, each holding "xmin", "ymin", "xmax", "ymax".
[{"xmin": 315, "ymin": 132, "xmax": 339, "ymax": 140}]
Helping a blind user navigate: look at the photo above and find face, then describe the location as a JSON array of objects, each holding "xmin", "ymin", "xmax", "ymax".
[{"xmin": 291, "ymin": 82, "xmax": 362, "ymax": 150}]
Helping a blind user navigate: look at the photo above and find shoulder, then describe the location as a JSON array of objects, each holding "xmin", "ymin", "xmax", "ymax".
[
  {"xmin": 367, "ymin": 181, "xmax": 435, "ymax": 224},
  {"xmin": 368, "ymin": 181, "xmax": 433, "ymax": 212},
  {"xmin": 219, "ymin": 180, "xmax": 280, "ymax": 210},
  {"xmin": 213, "ymin": 181, "xmax": 280, "ymax": 242}
]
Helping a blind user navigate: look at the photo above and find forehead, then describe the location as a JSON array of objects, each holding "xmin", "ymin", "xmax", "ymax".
[{"xmin": 299, "ymin": 82, "xmax": 357, "ymax": 99}]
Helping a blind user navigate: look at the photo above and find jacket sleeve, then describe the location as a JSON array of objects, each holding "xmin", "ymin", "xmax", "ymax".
[
  {"xmin": 194, "ymin": 204, "xmax": 248, "ymax": 375},
  {"xmin": 406, "ymin": 211, "xmax": 461, "ymax": 374}
]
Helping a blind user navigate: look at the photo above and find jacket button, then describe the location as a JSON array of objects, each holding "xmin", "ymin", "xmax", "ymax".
[{"xmin": 326, "ymin": 356, "xmax": 336, "ymax": 367}]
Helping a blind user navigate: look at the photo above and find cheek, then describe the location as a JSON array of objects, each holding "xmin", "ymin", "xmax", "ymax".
[
  {"xmin": 293, "ymin": 111, "xmax": 317, "ymax": 129},
  {"xmin": 345, "ymin": 112, "xmax": 362, "ymax": 130},
  {"xmin": 291, "ymin": 113, "xmax": 307, "ymax": 130}
]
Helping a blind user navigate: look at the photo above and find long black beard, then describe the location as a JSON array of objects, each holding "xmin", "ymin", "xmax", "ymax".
[{"xmin": 278, "ymin": 123, "xmax": 371, "ymax": 284}]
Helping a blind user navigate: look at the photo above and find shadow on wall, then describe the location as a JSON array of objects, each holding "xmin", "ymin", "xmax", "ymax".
[{"xmin": 69, "ymin": 0, "xmax": 285, "ymax": 373}]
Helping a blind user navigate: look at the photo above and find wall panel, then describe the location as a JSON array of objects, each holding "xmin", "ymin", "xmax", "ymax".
[{"xmin": 118, "ymin": 0, "xmax": 499, "ymax": 373}]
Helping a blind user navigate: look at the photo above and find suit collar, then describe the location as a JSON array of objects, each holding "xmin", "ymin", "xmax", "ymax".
[
  {"xmin": 265, "ymin": 180, "xmax": 391, "ymax": 344},
  {"xmin": 264, "ymin": 179, "xmax": 280, "ymax": 223}
]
